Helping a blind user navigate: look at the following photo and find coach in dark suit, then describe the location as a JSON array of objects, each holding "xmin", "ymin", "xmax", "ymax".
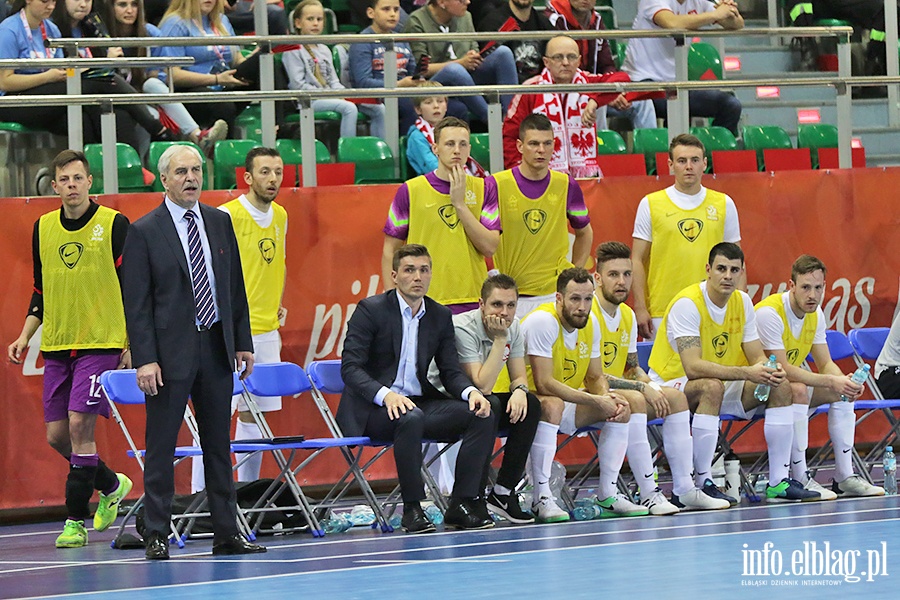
[
  {"xmin": 122, "ymin": 145, "xmax": 265, "ymax": 560},
  {"xmin": 338, "ymin": 244, "xmax": 498, "ymax": 533}
]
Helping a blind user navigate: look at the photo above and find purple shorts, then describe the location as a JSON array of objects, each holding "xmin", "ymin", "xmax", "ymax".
[{"xmin": 42, "ymin": 353, "xmax": 120, "ymax": 422}]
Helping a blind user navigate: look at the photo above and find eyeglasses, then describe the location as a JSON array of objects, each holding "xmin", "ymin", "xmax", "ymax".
[{"xmin": 546, "ymin": 53, "xmax": 580, "ymax": 64}]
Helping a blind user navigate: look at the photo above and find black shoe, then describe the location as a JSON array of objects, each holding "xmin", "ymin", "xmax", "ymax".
[
  {"xmin": 701, "ymin": 478, "xmax": 738, "ymax": 507},
  {"xmin": 211, "ymin": 533, "xmax": 267, "ymax": 556},
  {"xmin": 401, "ymin": 504, "xmax": 436, "ymax": 534},
  {"xmin": 444, "ymin": 498, "xmax": 495, "ymax": 530},
  {"xmin": 145, "ymin": 531, "xmax": 169, "ymax": 560},
  {"xmin": 486, "ymin": 490, "xmax": 534, "ymax": 524}
]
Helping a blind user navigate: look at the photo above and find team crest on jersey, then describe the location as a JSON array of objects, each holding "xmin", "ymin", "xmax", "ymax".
[
  {"xmin": 258, "ymin": 238, "xmax": 277, "ymax": 264},
  {"xmin": 438, "ymin": 205, "xmax": 459, "ymax": 229},
  {"xmin": 711, "ymin": 333, "xmax": 729, "ymax": 358},
  {"xmin": 59, "ymin": 242, "xmax": 83, "ymax": 269},
  {"xmin": 523, "ymin": 209, "xmax": 546, "ymax": 234},
  {"xmin": 706, "ymin": 205, "xmax": 719, "ymax": 221},
  {"xmin": 90, "ymin": 223, "xmax": 105, "ymax": 242},
  {"xmin": 677, "ymin": 218, "xmax": 704, "ymax": 242},
  {"xmin": 786, "ymin": 348, "xmax": 800, "ymax": 365},
  {"xmin": 465, "ymin": 189, "xmax": 477, "ymax": 205},
  {"xmin": 603, "ymin": 342, "xmax": 618, "ymax": 369},
  {"xmin": 578, "ymin": 341, "xmax": 590, "ymax": 359},
  {"xmin": 563, "ymin": 358, "xmax": 577, "ymax": 383}
]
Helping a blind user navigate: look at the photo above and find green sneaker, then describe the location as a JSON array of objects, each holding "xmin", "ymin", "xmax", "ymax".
[
  {"xmin": 94, "ymin": 473, "xmax": 133, "ymax": 532},
  {"xmin": 56, "ymin": 519, "xmax": 88, "ymax": 548}
]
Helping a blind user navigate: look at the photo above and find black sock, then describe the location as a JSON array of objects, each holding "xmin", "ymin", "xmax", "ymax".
[
  {"xmin": 66, "ymin": 464, "xmax": 97, "ymax": 522},
  {"xmin": 94, "ymin": 459, "xmax": 118, "ymax": 494}
]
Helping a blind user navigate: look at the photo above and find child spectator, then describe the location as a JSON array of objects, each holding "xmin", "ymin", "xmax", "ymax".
[
  {"xmin": 284, "ymin": 0, "xmax": 385, "ymax": 138},
  {"xmin": 407, "ymin": 81, "xmax": 484, "ymax": 177}
]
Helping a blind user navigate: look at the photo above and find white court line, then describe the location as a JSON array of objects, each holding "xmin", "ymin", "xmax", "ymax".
[
  {"xmin": 2, "ymin": 503, "xmax": 897, "ymax": 575},
  {"xmin": 16, "ymin": 515, "xmax": 900, "ymax": 600}
]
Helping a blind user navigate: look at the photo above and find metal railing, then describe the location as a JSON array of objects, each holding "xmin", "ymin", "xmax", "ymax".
[{"xmin": 4, "ymin": 25, "xmax": 875, "ymax": 190}]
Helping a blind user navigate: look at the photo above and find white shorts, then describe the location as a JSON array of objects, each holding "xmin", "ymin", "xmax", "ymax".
[
  {"xmin": 661, "ymin": 376, "xmax": 762, "ymax": 420},
  {"xmin": 234, "ymin": 330, "xmax": 282, "ymax": 413},
  {"xmin": 516, "ymin": 293, "xmax": 556, "ymax": 319},
  {"xmin": 559, "ymin": 401, "xmax": 607, "ymax": 436}
]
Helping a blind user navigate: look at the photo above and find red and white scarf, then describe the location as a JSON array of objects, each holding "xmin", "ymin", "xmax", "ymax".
[
  {"xmin": 414, "ymin": 117, "xmax": 487, "ymax": 178},
  {"xmin": 528, "ymin": 68, "xmax": 600, "ymax": 178}
]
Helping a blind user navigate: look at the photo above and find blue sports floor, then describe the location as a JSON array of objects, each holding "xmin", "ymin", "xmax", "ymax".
[{"xmin": 2, "ymin": 496, "xmax": 899, "ymax": 599}]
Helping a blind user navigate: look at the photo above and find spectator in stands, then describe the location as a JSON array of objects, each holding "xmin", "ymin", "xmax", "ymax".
[
  {"xmin": 406, "ymin": 81, "xmax": 484, "ymax": 176},
  {"xmin": 404, "ymin": 0, "xmax": 519, "ymax": 123},
  {"xmin": 382, "ymin": 116, "xmax": 499, "ymax": 311},
  {"xmin": 631, "ymin": 134, "xmax": 742, "ymax": 340},
  {"xmin": 876, "ymin": 310, "xmax": 900, "ymax": 399},
  {"xmin": 284, "ymin": 0, "xmax": 385, "ymax": 139},
  {"xmin": 502, "ymin": 35, "xmax": 630, "ymax": 177},
  {"xmin": 8, "ymin": 149, "xmax": 133, "ymax": 548},
  {"xmin": 227, "ymin": 0, "xmax": 289, "ymax": 36},
  {"xmin": 105, "ymin": 0, "xmax": 228, "ymax": 156},
  {"xmin": 338, "ymin": 243, "xmax": 496, "ymax": 534},
  {"xmin": 157, "ymin": 0, "xmax": 288, "ymax": 133},
  {"xmin": 546, "ymin": 0, "xmax": 657, "ymax": 130},
  {"xmin": 623, "ymin": 0, "xmax": 743, "ymax": 136},
  {"xmin": 477, "ymin": 0, "xmax": 552, "ymax": 84},
  {"xmin": 0, "ymin": 0, "xmax": 98, "ymax": 138},
  {"xmin": 349, "ymin": 0, "xmax": 411, "ymax": 29},
  {"xmin": 786, "ymin": 0, "xmax": 897, "ymax": 75},
  {"xmin": 755, "ymin": 254, "xmax": 885, "ymax": 498},
  {"xmin": 648, "ymin": 242, "xmax": 821, "ymax": 505}
]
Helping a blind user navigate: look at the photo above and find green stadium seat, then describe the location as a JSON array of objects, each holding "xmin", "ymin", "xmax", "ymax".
[
  {"xmin": 596, "ymin": 129, "xmax": 627, "ymax": 155},
  {"xmin": 797, "ymin": 123, "xmax": 838, "ymax": 169},
  {"xmin": 213, "ymin": 139, "xmax": 262, "ymax": 190},
  {"xmin": 632, "ymin": 128, "xmax": 668, "ymax": 175},
  {"xmin": 470, "ymin": 133, "xmax": 491, "ymax": 170},
  {"xmin": 689, "ymin": 126, "xmax": 737, "ymax": 172},
  {"xmin": 83, "ymin": 143, "xmax": 149, "ymax": 194},
  {"xmin": 741, "ymin": 125, "xmax": 793, "ymax": 171},
  {"xmin": 398, "ymin": 135, "xmax": 410, "ymax": 182},
  {"xmin": 337, "ymin": 136, "xmax": 397, "ymax": 183},
  {"xmin": 688, "ymin": 42, "xmax": 723, "ymax": 81},
  {"xmin": 276, "ymin": 138, "xmax": 332, "ymax": 166},
  {"xmin": 147, "ymin": 141, "xmax": 209, "ymax": 192}
]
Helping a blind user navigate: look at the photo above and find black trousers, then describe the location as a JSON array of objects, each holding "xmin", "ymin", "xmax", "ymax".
[
  {"xmin": 364, "ymin": 397, "xmax": 497, "ymax": 502},
  {"xmin": 142, "ymin": 323, "xmax": 239, "ymax": 541},
  {"xmin": 484, "ymin": 392, "xmax": 541, "ymax": 491},
  {"xmin": 876, "ymin": 366, "xmax": 900, "ymax": 399}
]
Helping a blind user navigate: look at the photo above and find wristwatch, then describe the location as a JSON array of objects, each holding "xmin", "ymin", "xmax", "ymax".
[{"xmin": 512, "ymin": 384, "xmax": 529, "ymax": 394}]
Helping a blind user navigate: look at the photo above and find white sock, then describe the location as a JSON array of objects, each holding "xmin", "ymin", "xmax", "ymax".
[
  {"xmin": 234, "ymin": 420, "xmax": 263, "ymax": 482},
  {"xmin": 663, "ymin": 410, "xmax": 695, "ymax": 496},
  {"xmin": 191, "ymin": 438, "xmax": 205, "ymax": 493},
  {"xmin": 765, "ymin": 405, "xmax": 794, "ymax": 483},
  {"xmin": 691, "ymin": 413, "xmax": 720, "ymax": 486},
  {"xmin": 597, "ymin": 422, "xmax": 629, "ymax": 499},
  {"xmin": 828, "ymin": 400, "xmax": 857, "ymax": 482},
  {"xmin": 626, "ymin": 413, "xmax": 656, "ymax": 499},
  {"xmin": 791, "ymin": 403, "xmax": 810, "ymax": 482},
  {"xmin": 530, "ymin": 421, "xmax": 559, "ymax": 500}
]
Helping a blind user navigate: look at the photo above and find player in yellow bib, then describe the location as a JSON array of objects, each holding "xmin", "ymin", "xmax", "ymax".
[
  {"xmin": 492, "ymin": 114, "xmax": 593, "ymax": 318},
  {"xmin": 522, "ymin": 268, "xmax": 650, "ymax": 521},
  {"xmin": 190, "ymin": 147, "xmax": 289, "ymax": 492},
  {"xmin": 591, "ymin": 241, "xmax": 692, "ymax": 514},
  {"xmin": 632, "ymin": 134, "xmax": 743, "ymax": 340},
  {"xmin": 383, "ymin": 117, "xmax": 500, "ymax": 311},
  {"xmin": 649, "ymin": 242, "xmax": 821, "ymax": 505},
  {"xmin": 755, "ymin": 255, "xmax": 884, "ymax": 499},
  {"xmin": 7, "ymin": 151, "xmax": 132, "ymax": 548}
]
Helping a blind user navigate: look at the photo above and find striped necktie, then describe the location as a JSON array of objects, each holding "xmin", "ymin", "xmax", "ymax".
[{"xmin": 184, "ymin": 210, "xmax": 216, "ymax": 328}]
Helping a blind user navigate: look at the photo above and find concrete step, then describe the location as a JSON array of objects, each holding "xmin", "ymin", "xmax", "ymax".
[{"xmin": 723, "ymin": 46, "xmax": 795, "ymax": 75}]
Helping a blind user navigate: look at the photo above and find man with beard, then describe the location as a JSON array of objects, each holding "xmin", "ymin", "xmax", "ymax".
[{"xmin": 477, "ymin": 0, "xmax": 553, "ymax": 84}]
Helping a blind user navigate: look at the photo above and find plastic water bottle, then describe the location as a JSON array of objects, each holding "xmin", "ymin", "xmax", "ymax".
[
  {"xmin": 572, "ymin": 497, "xmax": 600, "ymax": 521},
  {"xmin": 323, "ymin": 513, "xmax": 353, "ymax": 534},
  {"xmin": 884, "ymin": 446, "xmax": 897, "ymax": 495},
  {"xmin": 754, "ymin": 355, "xmax": 778, "ymax": 402},
  {"xmin": 388, "ymin": 513, "xmax": 402, "ymax": 529},
  {"xmin": 841, "ymin": 364, "xmax": 870, "ymax": 402},
  {"xmin": 424, "ymin": 504, "xmax": 444, "ymax": 525},
  {"xmin": 349, "ymin": 505, "xmax": 376, "ymax": 526},
  {"xmin": 724, "ymin": 452, "xmax": 741, "ymax": 502},
  {"xmin": 753, "ymin": 475, "xmax": 769, "ymax": 494}
]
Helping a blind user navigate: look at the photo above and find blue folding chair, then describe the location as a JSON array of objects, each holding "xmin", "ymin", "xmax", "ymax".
[{"xmin": 237, "ymin": 361, "xmax": 392, "ymax": 534}]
